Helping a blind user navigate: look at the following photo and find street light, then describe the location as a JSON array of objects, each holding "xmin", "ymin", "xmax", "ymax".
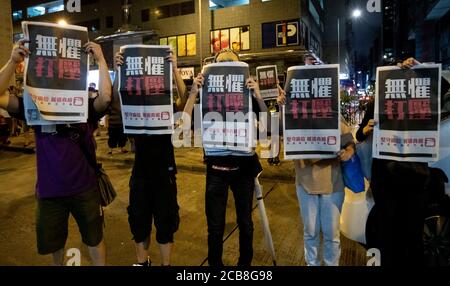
[
  {"xmin": 351, "ymin": 9, "xmax": 362, "ymax": 86},
  {"xmin": 337, "ymin": 9, "xmax": 363, "ymax": 72},
  {"xmin": 57, "ymin": 19, "xmax": 67, "ymax": 25},
  {"xmin": 352, "ymin": 9, "xmax": 362, "ymax": 18}
]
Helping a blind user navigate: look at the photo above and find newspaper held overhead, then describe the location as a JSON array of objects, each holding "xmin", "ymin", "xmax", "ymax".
[
  {"xmin": 118, "ymin": 45, "xmax": 174, "ymax": 135},
  {"xmin": 22, "ymin": 21, "xmax": 89, "ymax": 123},
  {"xmin": 256, "ymin": 65, "xmax": 279, "ymax": 100},
  {"xmin": 200, "ymin": 61, "xmax": 254, "ymax": 156},
  {"xmin": 373, "ymin": 64, "xmax": 441, "ymax": 162},
  {"xmin": 283, "ymin": 64, "xmax": 341, "ymax": 160}
]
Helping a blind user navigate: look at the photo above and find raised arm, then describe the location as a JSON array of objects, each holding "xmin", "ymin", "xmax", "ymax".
[
  {"xmin": 181, "ymin": 73, "xmax": 203, "ymax": 128},
  {"xmin": 84, "ymin": 42, "xmax": 112, "ymax": 113},
  {"xmin": 165, "ymin": 49, "xmax": 187, "ymax": 111},
  {"xmin": 0, "ymin": 40, "xmax": 29, "ymax": 112},
  {"xmin": 246, "ymin": 76, "xmax": 270, "ymax": 133}
]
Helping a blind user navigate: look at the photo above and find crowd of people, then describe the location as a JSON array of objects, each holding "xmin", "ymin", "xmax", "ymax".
[{"xmin": 0, "ymin": 38, "xmax": 449, "ymax": 267}]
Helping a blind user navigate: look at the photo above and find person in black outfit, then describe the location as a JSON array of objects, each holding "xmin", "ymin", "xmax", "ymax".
[
  {"xmin": 183, "ymin": 49, "xmax": 269, "ymax": 266},
  {"xmin": 115, "ymin": 48, "xmax": 187, "ymax": 266},
  {"xmin": 106, "ymin": 80, "xmax": 128, "ymax": 155},
  {"xmin": 357, "ymin": 58, "xmax": 450, "ymax": 266}
]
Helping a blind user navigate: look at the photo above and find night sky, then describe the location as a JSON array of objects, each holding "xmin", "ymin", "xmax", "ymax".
[{"xmin": 351, "ymin": 0, "xmax": 383, "ymax": 58}]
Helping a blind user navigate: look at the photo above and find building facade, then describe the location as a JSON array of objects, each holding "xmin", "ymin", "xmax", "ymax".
[
  {"xmin": 322, "ymin": 0, "xmax": 353, "ymax": 79},
  {"xmin": 11, "ymin": 0, "xmax": 325, "ymax": 82},
  {"xmin": 368, "ymin": 0, "xmax": 450, "ymax": 81},
  {"xmin": 1, "ymin": 0, "xmax": 12, "ymax": 68}
]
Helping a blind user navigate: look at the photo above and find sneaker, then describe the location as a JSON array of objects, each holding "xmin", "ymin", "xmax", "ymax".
[
  {"xmin": 133, "ymin": 259, "xmax": 151, "ymax": 266},
  {"xmin": 273, "ymin": 157, "xmax": 280, "ymax": 166}
]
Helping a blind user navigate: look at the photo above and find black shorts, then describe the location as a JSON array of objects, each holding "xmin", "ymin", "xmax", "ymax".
[
  {"xmin": 36, "ymin": 190, "xmax": 104, "ymax": 255},
  {"xmin": 128, "ymin": 171, "xmax": 179, "ymax": 244}
]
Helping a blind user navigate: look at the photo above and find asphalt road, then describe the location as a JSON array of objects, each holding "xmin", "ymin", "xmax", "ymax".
[{"xmin": 0, "ymin": 144, "xmax": 367, "ymax": 266}]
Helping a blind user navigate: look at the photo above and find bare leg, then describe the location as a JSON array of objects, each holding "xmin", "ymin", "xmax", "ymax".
[
  {"xmin": 159, "ymin": 242, "xmax": 172, "ymax": 266},
  {"xmin": 88, "ymin": 239, "xmax": 106, "ymax": 266},
  {"xmin": 24, "ymin": 131, "xmax": 31, "ymax": 146},
  {"xmin": 135, "ymin": 236, "xmax": 150, "ymax": 263},
  {"xmin": 52, "ymin": 248, "xmax": 65, "ymax": 266}
]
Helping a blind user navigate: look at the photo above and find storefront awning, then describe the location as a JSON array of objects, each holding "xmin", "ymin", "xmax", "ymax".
[
  {"xmin": 238, "ymin": 49, "xmax": 319, "ymax": 62},
  {"xmin": 94, "ymin": 30, "xmax": 156, "ymax": 42}
]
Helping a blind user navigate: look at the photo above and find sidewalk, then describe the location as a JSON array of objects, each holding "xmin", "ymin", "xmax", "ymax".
[
  {"xmin": 95, "ymin": 132, "xmax": 297, "ymax": 182},
  {"xmin": 0, "ymin": 132, "xmax": 35, "ymax": 154},
  {"xmin": 4, "ymin": 129, "xmax": 297, "ymax": 181}
]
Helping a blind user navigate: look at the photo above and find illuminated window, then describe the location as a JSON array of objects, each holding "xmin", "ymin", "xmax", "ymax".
[
  {"xmin": 12, "ymin": 10, "xmax": 23, "ymax": 21},
  {"xmin": 47, "ymin": 3, "xmax": 64, "ymax": 13},
  {"xmin": 168, "ymin": 36, "xmax": 177, "ymax": 53},
  {"xmin": 177, "ymin": 35, "xmax": 186, "ymax": 57},
  {"xmin": 209, "ymin": 1, "xmax": 218, "ymax": 8},
  {"xmin": 160, "ymin": 38, "xmax": 168, "ymax": 45},
  {"xmin": 27, "ymin": 6, "xmax": 46, "ymax": 18},
  {"xmin": 27, "ymin": 0, "xmax": 64, "ymax": 18},
  {"xmin": 210, "ymin": 26, "xmax": 250, "ymax": 54},
  {"xmin": 186, "ymin": 34, "xmax": 196, "ymax": 56},
  {"xmin": 160, "ymin": 33, "xmax": 196, "ymax": 57},
  {"xmin": 209, "ymin": 0, "xmax": 249, "ymax": 10}
]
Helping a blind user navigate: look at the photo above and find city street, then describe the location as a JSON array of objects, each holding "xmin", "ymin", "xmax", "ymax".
[
  {"xmin": 0, "ymin": 133, "xmax": 367, "ymax": 266},
  {"xmin": 0, "ymin": 0, "xmax": 448, "ymax": 276}
]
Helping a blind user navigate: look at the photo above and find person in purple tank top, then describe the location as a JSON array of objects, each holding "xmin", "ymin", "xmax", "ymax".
[{"xmin": 0, "ymin": 39, "xmax": 112, "ymax": 265}]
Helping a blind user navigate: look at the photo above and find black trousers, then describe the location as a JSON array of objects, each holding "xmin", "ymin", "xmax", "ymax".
[
  {"xmin": 370, "ymin": 158, "xmax": 429, "ymax": 266},
  {"xmin": 205, "ymin": 167, "xmax": 255, "ymax": 267},
  {"xmin": 108, "ymin": 126, "xmax": 127, "ymax": 149}
]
